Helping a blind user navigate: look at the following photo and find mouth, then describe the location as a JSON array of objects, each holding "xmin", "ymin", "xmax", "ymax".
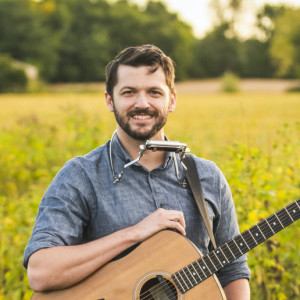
[{"xmin": 132, "ymin": 114, "xmax": 152, "ymax": 120}]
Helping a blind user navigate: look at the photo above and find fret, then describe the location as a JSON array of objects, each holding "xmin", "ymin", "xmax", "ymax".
[
  {"xmin": 219, "ymin": 243, "xmax": 235, "ymax": 262},
  {"xmin": 284, "ymin": 207, "xmax": 294, "ymax": 222},
  {"xmin": 202, "ymin": 255, "xmax": 217, "ymax": 274},
  {"xmin": 226, "ymin": 240, "xmax": 240, "ymax": 258},
  {"xmin": 178, "ymin": 269, "xmax": 193, "ymax": 290},
  {"xmin": 264, "ymin": 219, "xmax": 275, "ymax": 235},
  {"xmin": 278, "ymin": 208, "xmax": 295, "ymax": 227},
  {"xmin": 232, "ymin": 239, "xmax": 243, "ymax": 255},
  {"xmin": 247, "ymin": 229, "xmax": 258, "ymax": 246},
  {"xmin": 224, "ymin": 242, "xmax": 236, "ymax": 259},
  {"xmin": 258, "ymin": 219, "xmax": 274, "ymax": 239},
  {"xmin": 211, "ymin": 250, "xmax": 224, "ymax": 269},
  {"xmin": 194, "ymin": 260, "xmax": 208, "ymax": 279},
  {"xmin": 214, "ymin": 247, "xmax": 229, "ymax": 266},
  {"xmin": 256, "ymin": 224, "xmax": 266, "ymax": 239},
  {"xmin": 234, "ymin": 235, "xmax": 250, "ymax": 253},
  {"xmin": 196, "ymin": 258, "xmax": 211, "ymax": 278},
  {"xmin": 296, "ymin": 200, "xmax": 300, "ymax": 209},
  {"xmin": 187, "ymin": 265, "xmax": 201, "ymax": 286},
  {"xmin": 207, "ymin": 253, "xmax": 219, "ymax": 270},
  {"xmin": 177, "ymin": 271, "xmax": 189, "ymax": 292},
  {"xmin": 286, "ymin": 202, "xmax": 300, "ymax": 220},
  {"xmin": 188, "ymin": 264, "xmax": 202, "ymax": 283},
  {"xmin": 266, "ymin": 214, "xmax": 282, "ymax": 233},
  {"xmin": 172, "ymin": 273, "xmax": 186, "ymax": 294},
  {"xmin": 242, "ymin": 230, "xmax": 257, "ymax": 249},
  {"xmin": 182, "ymin": 267, "xmax": 193, "ymax": 288},
  {"xmin": 249, "ymin": 225, "xmax": 265, "ymax": 244},
  {"xmin": 274, "ymin": 213, "xmax": 284, "ymax": 228}
]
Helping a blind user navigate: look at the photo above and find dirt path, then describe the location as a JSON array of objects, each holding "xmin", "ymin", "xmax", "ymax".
[{"xmin": 175, "ymin": 79, "xmax": 300, "ymax": 94}]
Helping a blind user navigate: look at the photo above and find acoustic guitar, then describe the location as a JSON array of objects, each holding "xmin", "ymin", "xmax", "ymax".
[{"xmin": 31, "ymin": 199, "xmax": 299, "ymax": 300}]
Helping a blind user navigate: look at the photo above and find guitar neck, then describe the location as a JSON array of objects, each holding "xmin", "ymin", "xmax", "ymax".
[{"xmin": 172, "ymin": 199, "xmax": 300, "ymax": 294}]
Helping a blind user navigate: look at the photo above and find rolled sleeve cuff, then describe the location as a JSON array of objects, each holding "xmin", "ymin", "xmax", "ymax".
[{"xmin": 216, "ymin": 260, "xmax": 251, "ymax": 287}]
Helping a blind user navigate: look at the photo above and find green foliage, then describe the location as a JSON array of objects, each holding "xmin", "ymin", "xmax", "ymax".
[
  {"xmin": 221, "ymin": 123, "xmax": 300, "ymax": 299},
  {"xmin": 190, "ymin": 23, "xmax": 240, "ymax": 78},
  {"xmin": 270, "ymin": 8, "xmax": 300, "ymax": 79},
  {"xmin": 0, "ymin": 0, "xmax": 60, "ymax": 80},
  {"xmin": 0, "ymin": 92, "xmax": 299, "ymax": 299},
  {"xmin": 239, "ymin": 39, "xmax": 275, "ymax": 78},
  {"xmin": 220, "ymin": 71, "xmax": 240, "ymax": 93},
  {"xmin": 0, "ymin": 0, "xmax": 195, "ymax": 82},
  {"xmin": 1, "ymin": 0, "xmax": 300, "ymax": 81},
  {"xmin": 0, "ymin": 54, "xmax": 28, "ymax": 93}
]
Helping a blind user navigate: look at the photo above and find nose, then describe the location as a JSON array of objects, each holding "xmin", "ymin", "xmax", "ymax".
[{"xmin": 135, "ymin": 91, "xmax": 150, "ymax": 109}]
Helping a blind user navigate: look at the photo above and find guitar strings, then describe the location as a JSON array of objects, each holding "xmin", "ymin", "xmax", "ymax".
[
  {"xmin": 140, "ymin": 203, "xmax": 300, "ymax": 298},
  {"xmin": 139, "ymin": 279, "xmax": 178, "ymax": 300},
  {"xmin": 138, "ymin": 201, "xmax": 300, "ymax": 299}
]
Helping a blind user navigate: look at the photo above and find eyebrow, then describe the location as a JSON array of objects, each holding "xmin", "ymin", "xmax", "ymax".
[{"xmin": 120, "ymin": 86, "xmax": 164, "ymax": 91}]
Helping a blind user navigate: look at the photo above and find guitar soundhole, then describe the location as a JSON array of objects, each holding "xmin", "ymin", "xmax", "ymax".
[{"xmin": 140, "ymin": 276, "xmax": 178, "ymax": 300}]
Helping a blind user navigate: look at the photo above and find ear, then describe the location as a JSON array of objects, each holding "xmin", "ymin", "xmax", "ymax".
[
  {"xmin": 168, "ymin": 93, "xmax": 176, "ymax": 112},
  {"xmin": 105, "ymin": 91, "xmax": 114, "ymax": 112}
]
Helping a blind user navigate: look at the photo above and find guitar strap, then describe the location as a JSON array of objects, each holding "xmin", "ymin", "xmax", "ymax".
[{"xmin": 183, "ymin": 154, "xmax": 217, "ymax": 250}]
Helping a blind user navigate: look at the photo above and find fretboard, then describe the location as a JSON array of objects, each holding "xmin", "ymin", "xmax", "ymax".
[{"xmin": 172, "ymin": 199, "xmax": 300, "ymax": 294}]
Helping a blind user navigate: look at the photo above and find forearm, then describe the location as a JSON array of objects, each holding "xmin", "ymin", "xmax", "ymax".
[
  {"xmin": 223, "ymin": 278, "xmax": 250, "ymax": 300},
  {"xmin": 27, "ymin": 208, "xmax": 186, "ymax": 292},
  {"xmin": 27, "ymin": 226, "xmax": 138, "ymax": 292}
]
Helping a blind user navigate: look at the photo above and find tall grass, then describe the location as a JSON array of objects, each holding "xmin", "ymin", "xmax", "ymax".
[{"xmin": 0, "ymin": 91, "xmax": 299, "ymax": 299}]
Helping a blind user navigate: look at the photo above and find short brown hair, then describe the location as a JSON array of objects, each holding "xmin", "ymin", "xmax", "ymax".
[{"xmin": 105, "ymin": 44, "xmax": 175, "ymax": 97}]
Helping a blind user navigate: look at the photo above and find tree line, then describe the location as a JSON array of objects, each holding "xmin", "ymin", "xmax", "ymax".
[{"xmin": 0, "ymin": 0, "xmax": 299, "ymax": 85}]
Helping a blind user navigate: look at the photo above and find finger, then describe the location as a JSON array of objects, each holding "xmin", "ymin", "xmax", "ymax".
[
  {"xmin": 167, "ymin": 220, "xmax": 186, "ymax": 236},
  {"xmin": 167, "ymin": 210, "xmax": 186, "ymax": 229}
]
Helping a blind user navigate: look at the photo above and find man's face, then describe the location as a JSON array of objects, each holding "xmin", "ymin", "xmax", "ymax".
[{"xmin": 106, "ymin": 65, "xmax": 176, "ymax": 141}]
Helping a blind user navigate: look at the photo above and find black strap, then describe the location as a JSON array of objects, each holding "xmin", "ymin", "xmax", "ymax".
[{"xmin": 183, "ymin": 154, "xmax": 217, "ymax": 249}]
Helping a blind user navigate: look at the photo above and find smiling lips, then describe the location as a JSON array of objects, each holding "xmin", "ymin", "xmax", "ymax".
[
  {"xmin": 132, "ymin": 114, "xmax": 152, "ymax": 120},
  {"xmin": 129, "ymin": 109, "xmax": 158, "ymax": 121}
]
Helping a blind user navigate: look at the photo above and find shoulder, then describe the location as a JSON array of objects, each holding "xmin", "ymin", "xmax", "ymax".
[
  {"xmin": 188, "ymin": 154, "xmax": 221, "ymax": 178},
  {"xmin": 50, "ymin": 141, "xmax": 110, "ymax": 186},
  {"xmin": 187, "ymin": 154, "xmax": 231, "ymax": 209},
  {"xmin": 65, "ymin": 141, "xmax": 110, "ymax": 170}
]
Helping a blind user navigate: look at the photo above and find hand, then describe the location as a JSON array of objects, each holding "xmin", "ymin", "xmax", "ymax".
[{"xmin": 131, "ymin": 208, "xmax": 186, "ymax": 242}]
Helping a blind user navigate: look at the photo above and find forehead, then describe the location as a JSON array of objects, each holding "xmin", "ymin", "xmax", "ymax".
[{"xmin": 115, "ymin": 65, "xmax": 168, "ymax": 89}]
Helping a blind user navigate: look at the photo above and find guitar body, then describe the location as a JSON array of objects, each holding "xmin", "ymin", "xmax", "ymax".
[{"xmin": 32, "ymin": 230, "xmax": 226, "ymax": 300}]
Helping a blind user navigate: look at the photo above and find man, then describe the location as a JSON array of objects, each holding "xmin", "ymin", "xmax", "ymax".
[{"xmin": 24, "ymin": 44, "xmax": 251, "ymax": 299}]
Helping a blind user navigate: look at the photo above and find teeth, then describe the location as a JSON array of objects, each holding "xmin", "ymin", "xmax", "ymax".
[{"xmin": 133, "ymin": 115, "xmax": 151, "ymax": 120}]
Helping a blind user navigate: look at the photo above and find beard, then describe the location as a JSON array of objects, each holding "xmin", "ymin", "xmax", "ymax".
[{"xmin": 113, "ymin": 104, "xmax": 168, "ymax": 141}]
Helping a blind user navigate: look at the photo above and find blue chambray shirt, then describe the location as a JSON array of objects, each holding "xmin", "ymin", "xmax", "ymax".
[{"xmin": 23, "ymin": 135, "xmax": 250, "ymax": 287}]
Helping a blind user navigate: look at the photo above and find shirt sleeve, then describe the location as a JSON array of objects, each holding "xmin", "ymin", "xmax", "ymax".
[
  {"xmin": 213, "ymin": 166, "xmax": 251, "ymax": 287},
  {"xmin": 23, "ymin": 158, "xmax": 93, "ymax": 268}
]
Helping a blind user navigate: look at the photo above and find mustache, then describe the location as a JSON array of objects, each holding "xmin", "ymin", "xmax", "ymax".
[{"xmin": 127, "ymin": 108, "xmax": 158, "ymax": 118}]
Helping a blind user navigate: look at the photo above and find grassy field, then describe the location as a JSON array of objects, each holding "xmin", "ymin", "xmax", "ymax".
[{"xmin": 0, "ymin": 90, "xmax": 299, "ymax": 299}]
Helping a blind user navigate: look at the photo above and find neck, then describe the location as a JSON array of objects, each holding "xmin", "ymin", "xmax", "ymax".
[{"xmin": 116, "ymin": 128, "xmax": 166, "ymax": 171}]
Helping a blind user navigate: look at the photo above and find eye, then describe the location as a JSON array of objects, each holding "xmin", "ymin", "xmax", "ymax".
[
  {"xmin": 122, "ymin": 90, "xmax": 134, "ymax": 95},
  {"xmin": 150, "ymin": 90, "xmax": 163, "ymax": 96}
]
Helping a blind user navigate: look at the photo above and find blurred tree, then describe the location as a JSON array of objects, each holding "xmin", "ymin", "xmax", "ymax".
[
  {"xmin": 239, "ymin": 39, "xmax": 274, "ymax": 78},
  {"xmin": 190, "ymin": 23, "xmax": 240, "ymax": 78},
  {"xmin": 0, "ymin": 53, "xmax": 28, "ymax": 92},
  {"xmin": 255, "ymin": 4, "xmax": 286, "ymax": 41},
  {"xmin": 142, "ymin": 1, "xmax": 194, "ymax": 80},
  {"xmin": 0, "ymin": 0, "xmax": 60, "ymax": 80},
  {"xmin": 0, "ymin": 0, "xmax": 195, "ymax": 82},
  {"xmin": 209, "ymin": 0, "xmax": 244, "ymax": 37},
  {"xmin": 270, "ymin": 8, "xmax": 300, "ymax": 78},
  {"xmin": 52, "ymin": 0, "xmax": 111, "ymax": 82}
]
